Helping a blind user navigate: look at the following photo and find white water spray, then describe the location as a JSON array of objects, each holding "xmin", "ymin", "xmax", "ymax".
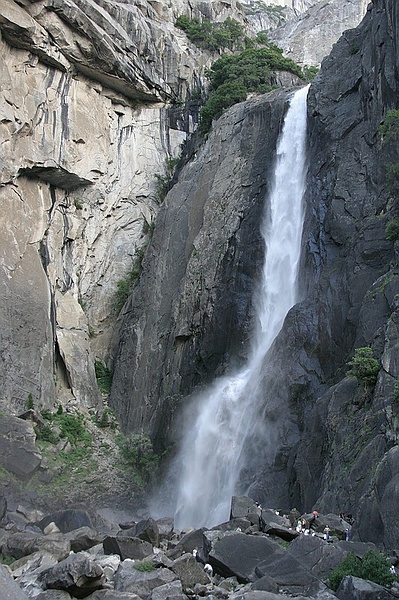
[{"xmin": 173, "ymin": 85, "xmax": 310, "ymax": 529}]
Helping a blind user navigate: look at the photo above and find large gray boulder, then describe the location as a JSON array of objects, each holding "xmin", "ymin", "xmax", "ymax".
[
  {"xmin": 170, "ymin": 553, "xmax": 210, "ymax": 589},
  {"xmin": 230, "ymin": 497, "xmax": 260, "ymax": 526},
  {"xmin": 287, "ymin": 534, "xmax": 347, "ymax": 578},
  {"xmin": 114, "ymin": 563, "xmax": 178, "ymax": 599},
  {"xmin": 150, "ymin": 579, "xmax": 188, "ymax": 600},
  {"xmin": 83, "ymin": 591, "xmax": 141, "ymax": 600},
  {"xmin": 119, "ymin": 519, "xmax": 159, "ymax": 547},
  {"xmin": 336, "ymin": 575, "xmax": 396, "ymax": 600},
  {"xmin": 6, "ymin": 531, "xmax": 70, "ymax": 562},
  {"xmin": 39, "ymin": 553, "xmax": 105, "ymax": 597},
  {"xmin": 254, "ymin": 552, "xmax": 324, "ymax": 596},
  {"xmin": 103, "ymin": 534, "xmax": 153, "ymax": 561},
  {"xmin": 38, "ymin": 509, "xmax": 94, "ymax": 534},
  {"xmin": 0, "ymin": 416, "xmax": 41, "ymax": 480},
  {"xmin": 166, "ymin": 528, "xmax": 208, "ymax": 559},
  {"xmin": 0, "ymin": 563, "xmax": 31, "ymax": 599},
  {"xmin": 208, "ymin": 531, "xmax": 284, "ymax": 582}
]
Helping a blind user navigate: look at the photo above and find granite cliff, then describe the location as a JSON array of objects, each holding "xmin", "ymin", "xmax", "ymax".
[{"xmin": 111, "ymin": 0, "xmax": 399, "ymax": 548}]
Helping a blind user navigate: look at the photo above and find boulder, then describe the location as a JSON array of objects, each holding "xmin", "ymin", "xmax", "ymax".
[
  {"xmin": 65, "ymin": 527, "xmax": 104, "ymax": 552},
  {"xmin": 36, "ymin": 590, "xmax": 73, "ymax": 599},
  {"xmin": 103, "ymin": 534, "xmax": 153, "ymax": 561},
  {"xmin": 287, "ymin": 534, "xmax": 347, "ymax": 578},
  {"xmin": 156, "ymin": 518, "xmax": 174, "ymax": 542},
  {"xmin": 260, "ymin": 509, "xmax": 291, "ymax": 531},
  {"xmin": 166, "ymin": 528, "xmax": 207, "ymax": 559},
  {"xmin": 250, "ymin": 575, "xmax": 279, "ymax": 594},
  {"xmin": 0, "ymin": 563, "xmax": 32, "ymax": 599},
  {"xmin": 0, "ymin": 494, "xmax": 7, "ymax": 522},
  {"xmin": 336, "ymin": 575, "xmax": 396, "ymax": 600},
  {"xmin": 10, "ymin": 550, "xmax": 59, "ymax": 591},
  {"xmin": 150, "ymin": 579, "xmax": 187, "ymax": 600},
  {"xmin": 170, "ymin": 552, "xmax": 210, "ymax": 589},
  {"xmin": 83, "ymin": 591, "xmax": 141, "ymax": 600},
  {"xmin": 260, "ymin": 521, "xmax": 298, "ymax": 542},
  {"xmin": 114, "ymin": 563, "xmax": 178, "ymax": 599},
  {"xmin": 39, "ymin": 552, "xmax": 105, "ymax": 598},
  {"xmin": 229, "ymin": 497, "xmax": 261, "ymax": 526},
  {"xmin": 0, "ymin": 416, "xmax": 41, "ymax": 480},
  {"xmin": 231, "ymin": 591, "xmax": 298, "ymax": 600},
  {"xmin": 119, "ymin": 519, "xmax": 159, "ymax": 547},
  {"xmin": 38, "ymin": 510, "xmax": 94, "ymax": 534},
  {"xmin": 254, "ymin": 552, "xmax": 323, "ymax": 596},
  {"xmin": 6, "ymin": 531, "xmax": 70, "ymax": 561},
  {"xmin": 208, "ymin": 531, "xmax": 284, "ymax": 582}
]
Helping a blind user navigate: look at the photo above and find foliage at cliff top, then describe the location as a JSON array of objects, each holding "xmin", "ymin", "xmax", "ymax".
[
  {"xmin": 175, "ymin": 15, "xmax": 246, "ymax": 51},
  {"xmin": 199, "ymin": 45, "xmax": 305, "ymax": 134}
]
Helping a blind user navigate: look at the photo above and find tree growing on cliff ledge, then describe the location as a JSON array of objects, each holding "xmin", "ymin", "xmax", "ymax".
[{"xmin": 347, "ymin": 347, "xmax": 380, "ymax": 385}]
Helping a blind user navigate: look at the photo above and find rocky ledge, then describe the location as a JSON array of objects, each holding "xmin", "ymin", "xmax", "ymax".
[{"xmin": 0, "ymin": 496, "xmax": 398, "ymax": 600}]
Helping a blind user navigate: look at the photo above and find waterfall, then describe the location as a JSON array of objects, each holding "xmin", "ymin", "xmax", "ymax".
[{"xmin": 170, "ymin": 85, "xmax": 310, "ymax": 530}]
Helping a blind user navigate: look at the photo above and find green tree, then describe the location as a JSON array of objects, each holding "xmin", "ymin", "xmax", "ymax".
[
  {"xmin": 378, "ymin": 109, "xmax": 399, "ymax": 140},
  {"xmin": 386, "ymin": 218, "xmax": 399, "ymax": 241},
  {"xmin": 347, "ymin": 347, "xmax": 380, "ymax": 384},
  {"xmin": 329, "ymin": 550, "xmax": 394, "ymax": 592},
  {"xmin": 94, "ymin": 360, "xmax": 113, "ymax": 395}
]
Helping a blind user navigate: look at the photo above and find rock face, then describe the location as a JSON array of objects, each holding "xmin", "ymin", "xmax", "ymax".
[
  {"xmin": 0, "ymin": 0, "xmax": 394, "ymax": 551},
  {"xmin": 290, "ymin": 0, "xmax": 399, "ymax": 546},
  {"xmin": 111, "ymin": 0, "xmax": 399, "ymax": 550},
  {"xmin": 0, "ymin": 0, "xmax": 367, "ymax": 416},
  {"xmin": 0, "ymin": 0, "xmax": 220, "ymax": 414},
  {"xmin": 109, "ymin": 87, "xmax": 298, "ymax": 447},
  {"xmin": 270, "ymin": 0, "xmax": 369, "ymax": 67}
]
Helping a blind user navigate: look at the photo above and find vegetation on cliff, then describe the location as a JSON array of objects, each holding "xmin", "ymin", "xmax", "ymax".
[
  {"xmin": 199, "ymin": 45, "xmax": 305, "ymax": 134},
  {"xmin": 175, "ymin": 15, "xmax": 247, "ymax": 51},
  {"xmin": 329, "ymin": 549, "xmax": 395, "ymax": 591}
]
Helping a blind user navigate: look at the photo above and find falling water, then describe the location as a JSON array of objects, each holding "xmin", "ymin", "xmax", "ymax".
[{"xmin": 172, "ymin": 85, "xmax": 310, "ymax": 529}]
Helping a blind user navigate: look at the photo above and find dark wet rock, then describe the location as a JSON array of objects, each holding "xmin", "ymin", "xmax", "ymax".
[
  {"xmin": 119, "ymin": 519, "xmax": 159, "ymax": 547},
  {"xmin": 166, "ymin": 528, "xmax": 208, "ymax": 559},
  {"xmin": 65, "ymin": 527, "xmax": 104, "ymax": 553},
  {"xmin": 38, "ymin": 510, "xmax": 94, "ymax": 534},
  {"xmin": 103, "ymin": 534, "xmax": 153, "ymax": 561}
]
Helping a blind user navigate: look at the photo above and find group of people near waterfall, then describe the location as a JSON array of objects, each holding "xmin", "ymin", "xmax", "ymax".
[{"xmin": 291, "ymin": 509, "xmax": 352, "ymax": 542}]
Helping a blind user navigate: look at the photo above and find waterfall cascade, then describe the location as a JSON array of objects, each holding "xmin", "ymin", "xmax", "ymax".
[{"xmin": 168, "ymin": 85, "xmax": 310, "ymax": 529}]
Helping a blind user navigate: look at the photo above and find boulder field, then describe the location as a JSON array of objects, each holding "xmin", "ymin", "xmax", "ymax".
[{"xmin": 0, "ymin": 496, "xmax": 397, "ymax": 600}]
